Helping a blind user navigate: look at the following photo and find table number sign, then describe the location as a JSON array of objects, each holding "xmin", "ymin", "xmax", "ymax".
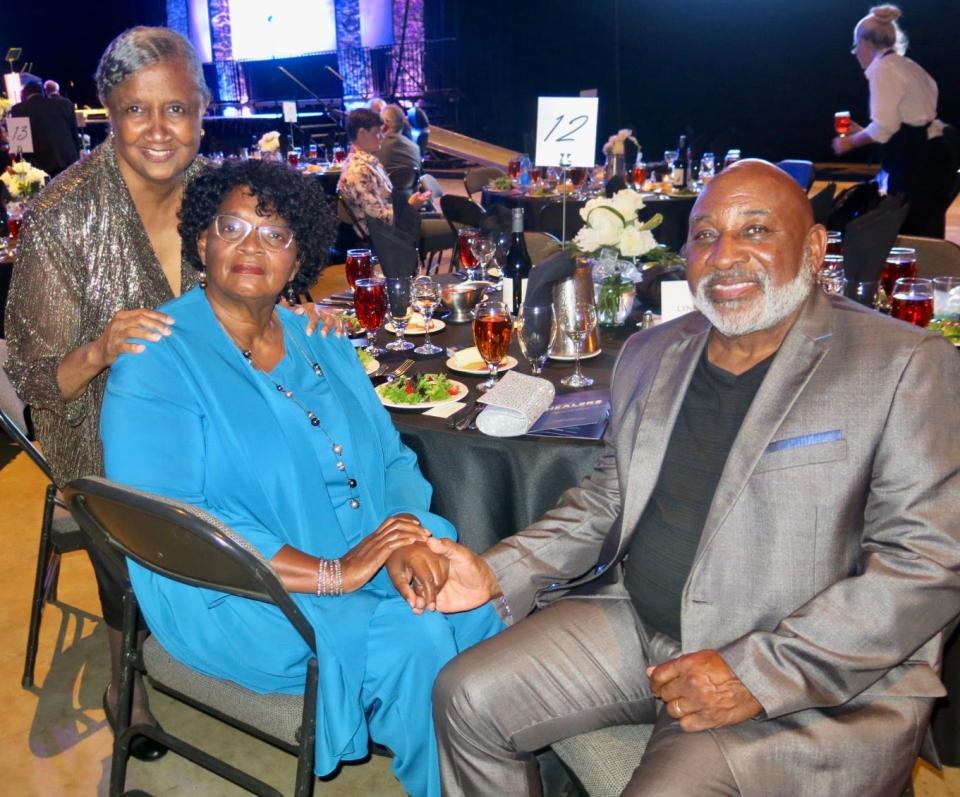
[
  {"xmin": 6, "ymin": 116, "xmax": 34, "ymax": 154},
  {"xmin": 281, "ymin": 101, "xmax": 298, "ymax": 124},
  {"xmin": 535, "ymin": 96, "xmax": 598, "ymax": 168}
]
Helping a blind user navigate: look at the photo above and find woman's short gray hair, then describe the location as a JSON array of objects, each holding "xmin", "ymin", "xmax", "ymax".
[{"xmin": 95, "ymin": 26, "xmax": 211, "ymax": 106}]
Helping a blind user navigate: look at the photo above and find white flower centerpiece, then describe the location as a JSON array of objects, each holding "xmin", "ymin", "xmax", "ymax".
[
  {"xmin": 602, "ymin": 128, "xmax": 638, "ymax": 180},
  {"xmin": 256, "ymin": 130, "xmax": 282, "ymax": 160},
  {"xmin": 572, "ymin": 189, "xmax": 663, "ymax": 326},
  {"xmin": 1, "ymin": 160, "xmax": 49, "ymax": 204}
]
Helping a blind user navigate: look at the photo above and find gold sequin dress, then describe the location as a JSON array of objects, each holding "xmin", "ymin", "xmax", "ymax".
[{"xmin": 5, "ymin": 137, "xmax": 206, "ymax": 484}]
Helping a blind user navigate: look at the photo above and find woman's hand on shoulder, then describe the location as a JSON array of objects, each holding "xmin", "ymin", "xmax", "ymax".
[
  {"xmin": 90, "ymin": 308, "xmax": 175, "ymax": 370},
  {"xmin": 387, "ymin": 540, "xmax": 450, "ymax": 614},
  {"xmin": 340, "ymin": 514, "xmax": 431, "ymax": 593},
  {"xmin": 284, "ymin": 300, "xmax": 344, "ymax": 337}
]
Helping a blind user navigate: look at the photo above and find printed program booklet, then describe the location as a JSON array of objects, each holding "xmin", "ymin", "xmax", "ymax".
[{"xmin": 527, "ymin": 388, "xmax": 611, "ymax": 440}]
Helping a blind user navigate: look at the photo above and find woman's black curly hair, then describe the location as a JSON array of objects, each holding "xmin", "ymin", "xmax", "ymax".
[{"xmin": 179, "ymin": 158, "xmax": 335, "ymax": 295}]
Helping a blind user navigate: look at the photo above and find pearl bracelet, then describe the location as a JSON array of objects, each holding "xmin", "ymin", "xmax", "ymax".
[{"xmin": 316, "ymin": 558, "xmax": 343, "ymax": 597}]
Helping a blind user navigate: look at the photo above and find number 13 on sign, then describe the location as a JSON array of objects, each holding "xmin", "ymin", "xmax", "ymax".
[{"xmin": 535, "ymin": 96, "xmax": 598, "ymax": 168}]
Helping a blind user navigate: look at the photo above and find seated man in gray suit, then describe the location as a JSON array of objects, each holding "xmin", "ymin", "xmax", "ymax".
[
  {"xmin": 417, "ymin": 160, "xmax": 960, "ymax": 796},
  {"xmin": 378, "ymin": 104, "xmax": 420, "ymax": 179}
]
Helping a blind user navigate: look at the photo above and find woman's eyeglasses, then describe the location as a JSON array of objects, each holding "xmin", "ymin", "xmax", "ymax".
[{"xmin": 212, "ymin": 214, "xmax": 294, "ymax": 251}]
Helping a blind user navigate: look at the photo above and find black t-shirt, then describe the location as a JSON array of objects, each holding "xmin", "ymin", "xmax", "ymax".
[{"xmin": 623, "ymin": 348, "xmax": 774, "ymax": 641}]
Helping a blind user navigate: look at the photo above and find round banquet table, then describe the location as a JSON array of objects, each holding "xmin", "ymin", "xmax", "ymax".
[
  {"xmin": 369, "ymin": 307, "xmax": 635, "ymax": 553},
  {"xmin": 480, "ymin": 188, "xmax": 697, "ymax": 252}
]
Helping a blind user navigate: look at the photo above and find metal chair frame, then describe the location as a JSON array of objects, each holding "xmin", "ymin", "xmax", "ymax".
[
  {"xmin": 0, "ymin": 396, "xmax": 84, "ymax": 689},
  {"xmin": 64, "ymin": 476, "xmax": 321, "ymax": 797}
]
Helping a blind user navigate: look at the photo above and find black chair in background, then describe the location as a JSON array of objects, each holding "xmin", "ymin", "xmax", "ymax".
[
  {"xmin": 64, "ymin": 476, "xmax": 324, "ymax": 797},
  {"xmin": 463, "ymin": 166, "xmax": 508, "ymax": 199},
  {"xmin": 0, "ymin": 360, "xmax": 84, "ymax": 689}
]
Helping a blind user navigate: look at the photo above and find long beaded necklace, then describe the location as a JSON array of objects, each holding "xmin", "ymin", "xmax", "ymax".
[{"xmin": 226, "ymin": 316, "xmax": 362, "ymax": 510}]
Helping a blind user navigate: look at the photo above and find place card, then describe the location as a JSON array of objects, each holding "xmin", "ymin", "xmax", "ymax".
[{"xmin": 660, "ymin": 281, "xmax": 695, "ymax": 322}]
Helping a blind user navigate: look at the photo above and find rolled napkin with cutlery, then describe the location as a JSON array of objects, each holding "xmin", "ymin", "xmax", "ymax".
[
  {"xmin": 475, "ymin": 371, "xmax": 556, "ymax": 437},
  {"xmin": 523, "ymin": 249, "xmax": 576, "ymax": 307}
]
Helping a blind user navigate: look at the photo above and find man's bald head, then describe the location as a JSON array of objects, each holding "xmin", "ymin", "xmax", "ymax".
[{"xmin": 697, "ymin": 159, "xmax": 814, "ymax": 230}]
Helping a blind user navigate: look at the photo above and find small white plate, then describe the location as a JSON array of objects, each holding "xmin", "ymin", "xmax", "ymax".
[
  {"xmin": 446, "ymin": 347, "xmax": 518, "ymax": 375},
  {"xmin": 549, "ymin": 349, "xmax": 602, "ymax": 361},
  {"xmin": 376, "ymin": 379, "xmax": 468, "ymax": 409},
  {"xmin": 385, "ymin": 315, "xmax": 446, "ymax": 336}
]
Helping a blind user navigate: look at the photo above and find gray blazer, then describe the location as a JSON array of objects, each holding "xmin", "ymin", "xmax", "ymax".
[
  {"xmin": 378, "ymin": 131, "xmax": 420, "ymax": 176},
  {"xmin": 487, "ymin": 289, "xmax": 960, "ymax": 793}
]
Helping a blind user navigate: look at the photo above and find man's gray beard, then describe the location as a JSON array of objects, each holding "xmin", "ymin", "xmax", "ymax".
[{"xmin": 693, "ymin": 264, "xmax": 814, "ymax": 338}]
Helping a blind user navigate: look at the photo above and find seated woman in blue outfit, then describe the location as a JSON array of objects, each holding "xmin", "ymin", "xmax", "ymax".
[{"xmin": 99, "ymin": 158, "xmax": 503, "ymax": 797}]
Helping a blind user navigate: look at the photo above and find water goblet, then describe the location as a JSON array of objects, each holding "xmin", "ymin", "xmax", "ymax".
[
  {"xmin": 559, "ymin": 302, "xmax": 597, "ymax": 388},
  {"xmin": 473, "ymin": 301, "xmax": 513, "ymax": 392},
  {"xmin": 345, "ymin": 248, "xmax": 373, "ymax": 291},
  {"xmin": 834, "ymin": 111, "xmax": 852, "ymax": 137},
  {"xmin": 516, "ymin": 304, "xmax": 556, "ymax": 375},
  {"xmin": 469, "ymin": 236, "xmax": 497, "ymax": 282},
  {"xmin": 411, "ymin": 276, "xmax": 442, "ymax": 355},
  {"xmin": 353, "ymin": 277, "xmax": 387, "ymax": 356},
  {"xmin": 385, "ymin": 277, "xmax": 415, "ymax": 351}
]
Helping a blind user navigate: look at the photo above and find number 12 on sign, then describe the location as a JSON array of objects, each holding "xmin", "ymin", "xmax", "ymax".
[{"xmin": 535, "ymin": 96, "xmax": 598, "ymax": 168}]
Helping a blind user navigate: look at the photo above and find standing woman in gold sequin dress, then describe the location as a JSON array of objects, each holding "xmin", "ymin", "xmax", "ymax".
[{"xmin": 6, "ymin": 27, "xmax": 210, "ymax": 761}]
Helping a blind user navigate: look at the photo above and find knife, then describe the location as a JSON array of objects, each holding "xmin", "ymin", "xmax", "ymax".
[
  {"xmin": 445, "ymin": 401, "xmax": 476, "ymax": 429},
  {"xmin": 454, "ymin": 402, "xmax": 484, "ymax": 431}
]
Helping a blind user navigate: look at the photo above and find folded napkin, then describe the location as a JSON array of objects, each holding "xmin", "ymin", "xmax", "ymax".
[
  {"xmin": 475, "ymin": 372, "xmax": 556, "ymax": 437},
  {"xmin": 840, "ymin": 198, "xmax": 909, "ymax": 289},
  {"xmin": 523, "ymin": 249, "xmax": 576, "ymax": 307},
  {"xmin": 480, "ymin": 204, "xmax": 513, "ymax": 235},
  {"xmin": 809, "ymin": 183, "xmax": 836, "ymax": 227},
  {"xmin": 366, "ymin": 215, "xmax": 419, "ymax": 279}
]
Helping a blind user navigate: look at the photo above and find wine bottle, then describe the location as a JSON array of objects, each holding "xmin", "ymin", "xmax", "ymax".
[
  {"xmin": 671, "ymin": 135, "xmax": 687, "ymax": 189},
  {"xmin": 502, "ymin": 208, "xmax": 532, "ymax": 315}
]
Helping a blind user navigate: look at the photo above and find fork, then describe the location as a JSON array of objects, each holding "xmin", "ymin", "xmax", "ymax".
[
  {"xmin": 387, "ymin": 359, "xmax": 415, "ymax": 382},
  {"xmin": 373, "ymin": 359, "xmax": 415, "ymax": 385}
]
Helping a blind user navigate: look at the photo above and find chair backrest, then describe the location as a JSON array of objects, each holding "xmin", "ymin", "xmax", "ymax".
[
  {"xmin": 777, "ymin": 159, "xmax": 815, "ymax": 190},
  {"xmin": 464, "ymin": 167, "xmax": 508, "ymax": 198},
  {"xmin": 896, "ymin": 235, "xmax": 960, "ymax": 278},
  {"xmin": 63, "ymin": 476, "xmax": 317, "ymax": 651},
  {"xmin": 538, "ymin": 200, "xmax": 585, "ymax": 241},
  {"xmin": 440, "ymin": 194, "xmax": 486, "ymax": 233},
  {"xmin": 389, "ymin": 166, "xmax": 418, "ymax": 192},
  {"xmin": 524, "ymin": 232, "xmax": 562, "ymax": 266},
  {"xmin": 0, "ymin": 356, "xmax": 54, "ymax": 483},
  {"xmin": 809, "ymin": 183, "xmax": 836, "ymax": 227}
]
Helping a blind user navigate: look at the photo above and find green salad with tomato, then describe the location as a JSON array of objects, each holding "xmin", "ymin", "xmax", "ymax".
[
  {"xmin": 928, "ymin": 318, "xmax": 960, "ymax": 345},
  {"xmin": 377, "ymin": 373, "xmax": 461, "ymax": 405}
]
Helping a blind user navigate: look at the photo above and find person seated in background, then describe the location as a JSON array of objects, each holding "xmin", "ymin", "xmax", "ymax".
[
  {"xmin": 337, "ymin": 107, "xmax": 431, "ymax": 237},
  {"xmin": 8, "ymin": 80, "xmax": 79, "ymax": 177},
  {"xmin": 379, "ymin": 104, "xmax": 421, "ymax": 179},
  {"xmin": 99, "ymin": 158, "xmax": 502, "ymax": 797},
  {"xmin": 425, "ymin": 160, "xmax": 960, "ymax": 796}
]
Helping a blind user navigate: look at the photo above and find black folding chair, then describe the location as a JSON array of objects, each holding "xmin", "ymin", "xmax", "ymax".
[
  {"xmin": 0, "ymin": 361, "xmax": 85, "ymax": 689},
  {"xmin": 64, "ymin": 476, "xmax": 322, "ymax": 797}
]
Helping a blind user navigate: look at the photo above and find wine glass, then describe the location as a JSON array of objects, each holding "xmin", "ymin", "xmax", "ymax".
[
  {"xmin": 384, "ymin": 277, "xmax": 415, "ymax": 351},
  {"xmin": 353, "ymin": 277, "xmax": 387, "ymax": 356},
  {"xmin": 411, "ymin": 276, "xmax": 442, "ymax": 355},
  {"xmin": 890, "ymin": 278, "xmax": 934, "ymax": 328},
  {"xmin": 473, "ymin": 301, "xmax": 513, "ymax": 392},
  {"xmin": 517, "ymin": 304, "xmax": 556, "ymax": 375},
  {"xmin": 834, "ymin": 111, "xmax": 852, "ymax": 137},
  {"xmin": 469, "ymin": 236, "xmax": 497, "ymax": 282},
  {"xmin": 456, "ymin": 228, "xmax": 481, "ymax": 278},
  {"xmin": 333, "ymin": 143, "xmax": 347, "ymax": 164},
  {"xmin": 663, "ymin": 150, "xmax": 678, "ymax": 174},
  {"xmin": 345, "ymin": 248, "xmax": 372, "ymax": 291},
  {"xmin": 559, "ymin": 302, "xmax": 597, "ymax": 388}
]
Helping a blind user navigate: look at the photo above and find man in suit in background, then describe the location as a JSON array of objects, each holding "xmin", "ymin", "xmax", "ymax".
[
  {"xmin": 378, "ymin": 104, "xmax": 420, "ymax": 180},
  {"xmin": 8, "ymin": 80, "xmax": 79, "ymax": 177},
  {"xmin": 423, "ymin": 160, "xmax": 960, "ymax": 796}
]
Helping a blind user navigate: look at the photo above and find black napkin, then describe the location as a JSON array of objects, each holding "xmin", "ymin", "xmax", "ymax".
[
  {"xmin": 523, "ymin": 249, "xmax": 576, "ymax": 307},
  {"xmin": 366, "ymin": 215, "xmax": 419, "ymax": 279},
  {"xmin": 480, "ymin": 204, "xmax": 513, "ymax": 235},
  {"xmin": 605, "ymin": 175, "xmax": 627, "ymax": 197},
  {"xmin": 840, "ymin": 197, "xmax": 909, "ymax": 289},
  {"xmin": 809, "ymin": 183, "xmax": 836, "ymax": 227}
]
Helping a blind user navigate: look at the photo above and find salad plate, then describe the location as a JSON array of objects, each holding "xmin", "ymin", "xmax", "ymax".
[{"xmin": 376, "ymin": 374, "xmax": 468, "ymax": 409}]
